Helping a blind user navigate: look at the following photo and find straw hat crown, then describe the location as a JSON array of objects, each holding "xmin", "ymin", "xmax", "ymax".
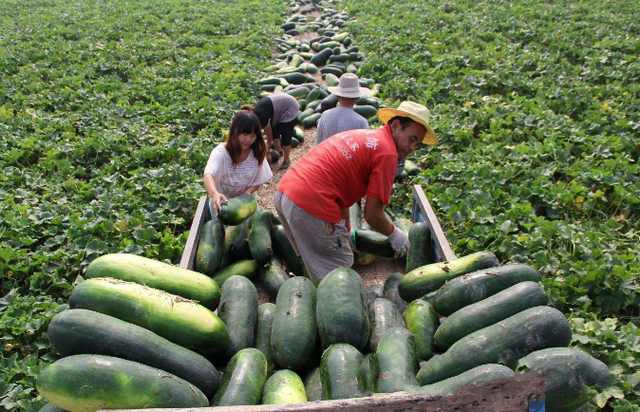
[
  {"xmin": 377, "ymin": 101, "xmax": 437, "ymax": 145},
  {"xmin": 328, "ymin": 73, "xmax": 371, "ymax": 99}
]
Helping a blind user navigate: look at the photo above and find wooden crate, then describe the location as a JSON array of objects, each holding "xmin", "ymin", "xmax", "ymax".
[
  {"xmin": 108, "ymin": 185, "xmax": 547, "ymax": 412},
  {"xmin": 180, "ymin": 185, "xmax": 455, "ymax": 271},
  {"xmin": 105, "ymin": 374, "xmax": 546, "ymax": 412}
]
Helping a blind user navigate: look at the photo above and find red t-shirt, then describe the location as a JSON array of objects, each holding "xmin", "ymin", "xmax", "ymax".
[{"xmin": 278, "ymin": 125, "xmax": 398, "ymax": 223}]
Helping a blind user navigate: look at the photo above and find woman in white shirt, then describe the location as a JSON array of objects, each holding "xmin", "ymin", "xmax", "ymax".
[{"xmin": 203, "ymin": 109, "xmax": 273, "ymax": 215}]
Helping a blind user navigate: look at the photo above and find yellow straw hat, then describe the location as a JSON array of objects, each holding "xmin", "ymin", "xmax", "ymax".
[{"xmin": 377, "ymin": 101, "xmax": 437, "ymax": 145}]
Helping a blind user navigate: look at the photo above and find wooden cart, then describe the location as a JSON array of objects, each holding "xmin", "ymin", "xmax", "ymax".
[
  {"xmin": 107, "ymin": 185, "xmax": 547, "ymax": 412},
  {"xmin": 180, "ymin": 185, "xmax": 455, "ymax": 272}
]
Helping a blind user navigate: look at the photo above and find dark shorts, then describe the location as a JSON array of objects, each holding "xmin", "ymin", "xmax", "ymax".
[
  {"xmin": 253, "ymin": 97, "xmax": 296, "ymax": 146},
  {"xmin": 273, "ymin": 120, "xmax": 295, "ymax": 146}
]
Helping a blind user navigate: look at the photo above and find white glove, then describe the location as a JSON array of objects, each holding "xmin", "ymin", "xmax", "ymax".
[{"xmin": 388, "ymin": 225, "xmax": 410, "ymax": 257}]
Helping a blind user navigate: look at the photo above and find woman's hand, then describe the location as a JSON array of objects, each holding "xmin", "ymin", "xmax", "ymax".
[
  {"xmin": 245, "ymin": 185, "xmax": 260, "ymax": 195},
  {"xmin": 203, "ymin": 175, "xmax": 227, "ymax": 215},
  {"xmin": 210, "ymin": 192, "xmax": 228, "ymax": 216}
]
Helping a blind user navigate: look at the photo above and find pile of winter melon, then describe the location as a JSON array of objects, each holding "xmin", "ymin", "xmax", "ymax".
[
  {"xmin": 37, "ymin": 191, "xmax": 610, "ymax": 412},
  {"xmin": 258, "ymin": 0, "xmax": 382, "ymax": 132}
]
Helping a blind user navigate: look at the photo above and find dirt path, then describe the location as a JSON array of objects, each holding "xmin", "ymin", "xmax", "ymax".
[
  {"xmin": 253, "ymin": 6, "xmax": 400, "ymax": 297},
  {"xmin": 255, "ymin": 127, "xmax": 317, "ymax": 215},
  {"xmin": 255, "ymin": 10, "xmax": 325, "ymax": 215}
]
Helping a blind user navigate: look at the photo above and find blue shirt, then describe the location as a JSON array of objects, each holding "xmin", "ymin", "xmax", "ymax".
[{"xmin": 315, "ymin": 105, "xmax": 369, "ymax": 145}]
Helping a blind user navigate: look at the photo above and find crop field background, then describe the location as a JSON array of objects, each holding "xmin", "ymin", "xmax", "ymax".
[
  {"xmin": 0, "ymin": 0, "xmax": 639, "ymax": 410},
  {"xmin": 0, "ymin": 0, "xmax": 285, "ymax": 409},
  {"xmin": 344, "ymin": 0, "xmax": 639, "ymax": 408}
]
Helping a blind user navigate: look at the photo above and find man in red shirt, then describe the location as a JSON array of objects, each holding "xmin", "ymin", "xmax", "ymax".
[{"xmin": 275, "ymin": 101, "xmax": 437, "ymax": 280}]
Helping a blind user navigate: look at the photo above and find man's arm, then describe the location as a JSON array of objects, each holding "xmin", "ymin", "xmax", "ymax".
[
  {"xmin": 363, "ymin": 196, "xmax": 394, "ymax": 236},
  {"xmin": 264, "ymin": 123, "xmax": 272, "ymax": 148},
  {"xmin": 340, "ymin": 208, "xmax": 351, "ymax": 230},
  {"xmin": 265, "ymin": 123, "xmax": 282, "ymax": 152},
  {"xmin": 363, "ymin": 196, "xmax": 410, "ymax": 257}
]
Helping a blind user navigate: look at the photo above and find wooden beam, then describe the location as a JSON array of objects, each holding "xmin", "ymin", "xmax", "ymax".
[
  {"xmin": 179, "ymin": 196, "xmax": 208, "ymax": 270},
  {"xmin": 412, "ymin": 185, "xmax": 456, "ymax": 262},
  {"xmin": 102, "ymin": 374, "xmax": 545, "ymax": 412}
]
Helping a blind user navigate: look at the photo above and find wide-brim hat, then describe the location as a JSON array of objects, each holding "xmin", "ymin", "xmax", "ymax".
[
  {"xmin": 377, "ymin": 101, "xmax": 437, "ymax": 145},
  {"xmin": 328, "ymin": 73, "xmax": 371, "ymax": 99}
]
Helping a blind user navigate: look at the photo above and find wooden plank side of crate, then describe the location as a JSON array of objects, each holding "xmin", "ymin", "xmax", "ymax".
[
  {"xmin": 179, "ymin": 196, "xmax": 208, "ymax": 270},
  {"xmin": 103, "ymin": 373, "xmax": 545, "ymax": 412},
  {"xmin": 412, "ymin": 184, "xmax": 456, "ymax": 263},
  {"xmin": 182, "ymin": 186, "xmax": 451, "ymax": 270}
]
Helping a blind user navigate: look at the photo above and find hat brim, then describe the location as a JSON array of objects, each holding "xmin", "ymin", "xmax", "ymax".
[
  {"xmin": 328, "ymin": 86, "xmax": 371, "ymax": 99},
  {"xmin": 377, "ymin": 107, "xmax": 437, "ymax": 145}
]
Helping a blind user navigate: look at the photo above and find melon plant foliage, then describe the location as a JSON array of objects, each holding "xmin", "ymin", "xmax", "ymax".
[
  {"xmin": 0, "ymin": 0, "xmax": 284, "ymax": 409},
  {"xmin": 344, "ymin": 0, "xmax": 639, "ymax": 409}
]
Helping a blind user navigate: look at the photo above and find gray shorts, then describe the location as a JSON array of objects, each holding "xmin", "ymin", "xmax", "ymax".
[{"xmin": 274, "ymin": 191, "xmax": 354, "ymax": 280}]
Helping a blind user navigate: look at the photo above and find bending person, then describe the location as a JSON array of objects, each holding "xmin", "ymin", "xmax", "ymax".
[
  {"xmin": 315, "ymin": 73, "xmax": 370, "ymax": 145},
  {"xmin": 275, "ymin": 101, "xmax": 437, "ymax": 280},
  {"xmin": 249, "ymin": 92, "xmax": 299, "ymax": 169},
  {"xmin": 204, "ymin": 109, "xmax": 273, "ymax": 215}
]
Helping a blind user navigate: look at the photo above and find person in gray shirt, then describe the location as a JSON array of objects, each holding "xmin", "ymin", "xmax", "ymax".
[
  {"xmin": 315, "ymin": 73, "xmax": 371, "ymax": 146},
  {"xmin": 251, "ymin": 92, "xmax": 299, "ymax": 169}
]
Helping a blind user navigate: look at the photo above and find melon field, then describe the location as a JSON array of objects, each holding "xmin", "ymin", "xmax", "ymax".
[{"xmin": 1, "ymin": 0, "xmax": 639, "ymax": 410}]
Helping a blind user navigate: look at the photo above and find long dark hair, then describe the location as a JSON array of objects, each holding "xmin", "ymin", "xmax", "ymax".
[{"xmin": 225, "ymin": 107, "xmax": 266, "ymax": 166}]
